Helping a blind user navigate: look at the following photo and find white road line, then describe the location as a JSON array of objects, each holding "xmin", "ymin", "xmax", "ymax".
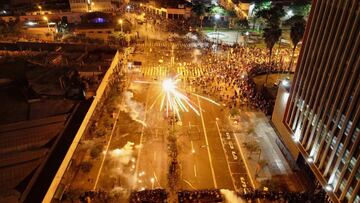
[
  {"xmin": 153, "ymin": 171, "xmax": 160, "ymax": 188},
  {"xmin": 93, "ymin": 97, "xmax": 123, "ymax": 190},
  {"xmin": 215, "ymin": 120, "xmax": 237, "ymax": 191},
  {"xmin": 133, "ymin": 85, "xmax": 150, "ymax": 189},
  {"xmin": 197, "ymin": 95, "xmax": 218, "ymax": 188},
  {"xmin": 191, "ymin": 140, "xmax": 195, "ymax": 153},
  {"xmin": 233, "ymin": 131, "xmax": 256, "ymax": 189},
  {"xmin": 153, "ymin": 151, "xmax": 157, "ymax": 161},
  {"xmin": 194, "ymin": 164, "xmax": 197, "ymax": 177}
]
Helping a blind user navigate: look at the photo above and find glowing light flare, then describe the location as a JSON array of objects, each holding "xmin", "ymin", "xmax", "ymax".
[
  {"xmin": 162, "ymin": 79, "xmax": 176, "ymax": 92},
  {"xmin": 135, "ymin": 76, "xmax": 220, "ymax": 122},
  {"xmin": 160, "ymin": 78, "xmax": 201, "ymax": 119}
]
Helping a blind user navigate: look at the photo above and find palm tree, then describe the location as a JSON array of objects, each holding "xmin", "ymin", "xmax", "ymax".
[
  {"xmin": 263, "ymin": 25, "xmax": 282, "ymax": 85},
  {"xmin": 287, "ymin": 17, "xmax": 306, "ymax": 73}
]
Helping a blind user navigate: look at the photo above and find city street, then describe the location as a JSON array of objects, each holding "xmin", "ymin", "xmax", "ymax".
[{"xmin": 84, "ymin": 38, "xmax": 254, "ymax": 200}]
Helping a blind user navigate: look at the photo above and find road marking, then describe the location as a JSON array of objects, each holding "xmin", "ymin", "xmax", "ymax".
[
  {"xmin": 119, "ymin": 133, "xmax": 129, "ymax": 138},
  {"xmin": 215, "ymin": 120, "xmax": 237, "ymax": 191},
  {"xmin": 153, "ymin": 171, "xmax": 160, "ymax": 188},
  {"xmin": 93, "ymin": 97, "xmax": 123, "ymax": 190},
  {"xmin": 194, "ymin": 164, "xmax": 197, "ymax": 177},
  {"xmin": 133, "ymin": 84, "xmax": 151, "ymax": 189},
  {"xmin": 191, "ymin": 140, "xmax": 195, "ymax": 154},
  {"xmin": 153, "ymin": 151, "xmax": 157, "ymax": 161},
  {"xmin": 197, "ymin": 95, "xmax": 217, "ymax": 188},
  {"xmin": 233, "ymin": 131, "xmax": 256, "ymax": 189}
]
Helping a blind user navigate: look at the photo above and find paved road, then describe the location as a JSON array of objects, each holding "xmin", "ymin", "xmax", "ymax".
[{"xmin": 82, "ymin": 39, "xmax": 253, "ymax": 200}]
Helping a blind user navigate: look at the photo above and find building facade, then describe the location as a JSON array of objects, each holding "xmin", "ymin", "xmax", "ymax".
[
  {"xmin": 283, "ymin": 0, "xmax": 360, "ymax": 202},
  {"xmin": 69, "ymin": 0, "xmax": 113, "ymax": 13},
  {"xmin": 140, "ymin": 0, "xmax": 192, "ymax": 19}
]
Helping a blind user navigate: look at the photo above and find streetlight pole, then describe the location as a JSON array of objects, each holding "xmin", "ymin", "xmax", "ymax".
[
  {"xmin": 43, "ymin": 16, "xmax": 50, "ymax": 31},
  {"xmin": 118, "ymin": 19, "xmax": 123, "ymax": 33},
  {"xmin": 214, "ymin": 14, "xmax": 221, "ymax": 45},
  {"xmin": 38, "ymin": 5, "xmax": 42, "ymax": 14}
]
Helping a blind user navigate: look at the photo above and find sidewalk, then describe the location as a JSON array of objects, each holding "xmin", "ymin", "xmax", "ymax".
[{"xmin": 229, "ymin": 109, "xmax": 305, "ymax": 192}]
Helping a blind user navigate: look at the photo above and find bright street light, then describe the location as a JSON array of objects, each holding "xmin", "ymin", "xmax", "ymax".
[
  {"xmin": 325, "ymin": 184, "xmax": 333, "ymax": 192},
  {"xmin": 214, "ymin": 14, "xmax": 221, "ymax": 20},
  {"xmin": 150, "ymin": 177, "xmax": 155, "ymax": 189},
  {"xmin": 43, "ymin": 16, "xmax": 50, "ymax": 30},
  {"xmin": 287, "ymin": 10, "xmax": 294, "ymax": 18},
  {"xmin": 118, "ymin": 19, "xmax": 123, "ymax": 32}
]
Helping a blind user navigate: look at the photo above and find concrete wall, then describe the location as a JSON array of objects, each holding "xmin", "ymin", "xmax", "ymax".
[
  {"xmin": 42, "ymin": 50, "xmax": 122, "ymax": 202},
  {"xmin": 92, "ymin": 0, "xmax": 113, "ymax": 12},
  {"xmin": 74, "ymin": 28, "xmax": 114, "ymax": 40},
  {"xmin": 19, "ymin": 12, "xmax": 82, "ymax": 23},
  {"xmin": 272, "ymin": 85, "xmax": 299, "ymax": 160}
]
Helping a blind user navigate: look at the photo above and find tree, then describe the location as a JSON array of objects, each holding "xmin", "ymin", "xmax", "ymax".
[
  {"xmin": 230, "ymin": 107, "xmax": 239, "ymax": 117},
  {"xmin": 243, "ymin": 141, "xmax": 260, "ymax": 159},
  {"xmin": 90, "ymin": 144, "xmax": 103, "ymax": 159},
  {"xmin": 263, "ymin": 26, "xmax": 282, "ymax": 63},
  {"xmin": 236, "ymin": 19, "xmax": 250, "ymax": 30},
  {"xmin": 286, "ymin": 16, "xmax": 306, "ymax": 73},
  {"xmin": 79, "ymin": 161, "xmax": 93, "ymax": 173},
  {"xmin": 256, "ymin": 4, "xmax": 285, "ymax": 28},
  {"xmin": 209, "ymin": 6, "xmax": 227, "ymax": 16},
  {"xmin": 251, "ymin": 0, "xmax": 272, "ymax": 29},
  {"xmin": 263, "ymin": 25, "xmax": 282, "ymax": 84},
  {"xmin": 289, "ymin": 1, "xmax": 311, "ymax": 17},
  {"xmin": 192, "ymin": 2, "xmax": 206, "ymax": 28},
  {"xmin": 227, "ymin": 10, "xmax": 238, "ymax": 28}
]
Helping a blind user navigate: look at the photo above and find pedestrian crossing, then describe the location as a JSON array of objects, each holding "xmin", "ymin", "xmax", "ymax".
[{"xmin": 140, "ymin": 66, "xmax": 205, "ymax": 78}]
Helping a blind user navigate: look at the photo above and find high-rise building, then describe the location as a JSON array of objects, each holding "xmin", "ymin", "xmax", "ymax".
[{"xmin": 282, "ymin": 0, "xmax": 360, "ymax": 202}]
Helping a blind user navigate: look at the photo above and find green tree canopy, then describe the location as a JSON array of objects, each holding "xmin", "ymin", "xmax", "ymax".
[
  {"xmin": 263, "ymin": 25, "xmax": 282, "ymax": 62},
  {"xmin": 209, "ymin": 6, "xmax": 227, "ymax": 16},
  {"xmin": 192, "ymin": 2, "xmax": 206, "ymax": 17},
  {"xmin": 256, "ymin": 4, "xmax": 285, "ymax": 27},
  {"xmin": 252, "ymin": 0, "xmax": 272, "ymax": 15},
  {"xmin": 289, "ymin": 1, "xmax": 311, "ymax": 17}
]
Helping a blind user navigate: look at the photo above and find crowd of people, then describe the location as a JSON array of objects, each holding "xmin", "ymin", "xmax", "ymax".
[
  {"xmin": 187, "ymin": 44, "xmax": 286, "ymax": 115},
  {"xmin": 239, "ymin": 189, "xmax": 327, "ymax": 202},
  {"xmin": 178, "ymin": 190, "xmax": 223, "ymax": 202},
  {"xmin": 129, "ymin": 189, "xmax": 168, "ymax": 203}
]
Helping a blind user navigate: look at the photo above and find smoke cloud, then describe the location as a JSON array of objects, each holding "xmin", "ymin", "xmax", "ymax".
[
  {"xmin": 220, "ymin": 189, "xmax": 246, "ymax": 203},
  {"xmin": 120, "ymin": 91, "xmax": 147, "ymax": 127},
  {"xmin": 107, "ymin": 142, "xmax": 139, "ymax": 197}
]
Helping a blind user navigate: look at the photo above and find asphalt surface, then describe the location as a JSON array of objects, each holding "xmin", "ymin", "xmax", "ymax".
[{"xmin": 92, "ymin": 39, "xmax": 253, "ymax": 197}]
